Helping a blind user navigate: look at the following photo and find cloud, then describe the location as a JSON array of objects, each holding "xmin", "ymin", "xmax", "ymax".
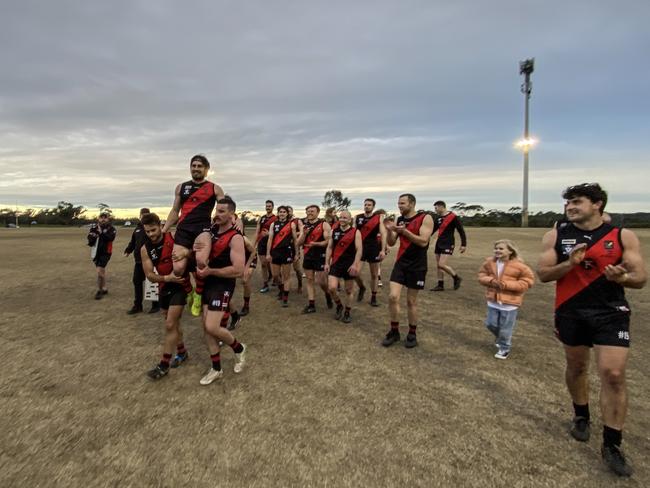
[{"xmin": 1, "ymin": 1, "xmax": 649, "ymax": 214}]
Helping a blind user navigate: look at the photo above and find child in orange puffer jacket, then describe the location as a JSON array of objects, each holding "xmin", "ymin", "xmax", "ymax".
[{"xmin": 478, "ymin": 239, "xmax": 534, "ymax": 359}]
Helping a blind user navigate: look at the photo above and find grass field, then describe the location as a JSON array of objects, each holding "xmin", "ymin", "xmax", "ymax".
[{"xmin": 1, "ymin": 227, "xmax": 648, "ymax": 487}]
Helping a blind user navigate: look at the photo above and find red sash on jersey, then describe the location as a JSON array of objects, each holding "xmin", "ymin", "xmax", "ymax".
[
  {"xmin": 331, "ymin": 227, "xmax": 356, "ymax": 265},
  {"xmin": 272, "ymin": 221, "xmax": 293, "ymax": 249},
  {"xmin": 211, "ymin": 228, "xmax": 239, "ymax": 261},
  {"xmin": 555, "ymin": 227, "xmax": 622, "ymax": 309},
  {"xmin": 331, "ymin": 221, "xmax": 340, "ymax": 231},
  {"xmin": 359, "ymin": 214, "xmax": 380, "ymax": 241},
  {"xmin": 256, "ymin": 215, "xmax": 277, "ymax": 243},
  {"xmin": 107, "ymin": 242, "xmax": 113, "ymax": 254},
  {"xmin": 303, "ymin": 221, "xmax": 324, "ymax": 255},
  {"xmin": 178, "ymin": 182, "xmax": 214, "ymax": 223},
  {"xmin": 396, "ymin": 213, "xmax": 427, "ymax": 262},
  {"xmin": 436, "ymin": 212, "xmax": 456, "ymax": 237}
]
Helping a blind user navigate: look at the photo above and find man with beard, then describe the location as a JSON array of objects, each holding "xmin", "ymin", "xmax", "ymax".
[
  {"xmin": 298, "ymin": 205, "xmax": 333, "ymax": 314},
  {"xmin": 266, "ymin": 206, "xmax": 298, "ymax": 307},
  {"xmin": 124, "ymin": 208, "xmax": 160, "ymax": 314},
  {"xmin": 382, "ymin": 194, "xmax": 434, "ymax": 348},
  {"xmin": 87, "ymin": 211, "xmax": 117, "ymax": 300},
  {"xmin": 255, "ymin": 200, "xmax": 276, "ymax": 293},
  {"xmin": 353, "ymin": 198, "xmax": 387, "ymax": 306},
  {"xmin": 537, "ymin": 183, "xmax": 646, "ymax": 477}
]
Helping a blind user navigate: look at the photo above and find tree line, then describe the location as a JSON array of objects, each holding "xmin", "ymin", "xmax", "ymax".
[{"xmin": 2, "ymin": 194, "xmax": 649, "ymax": 228}]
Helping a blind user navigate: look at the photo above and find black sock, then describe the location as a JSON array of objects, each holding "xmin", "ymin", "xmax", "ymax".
[
  {"xmin": 603, "ymin": 425, "xmax": 622, "ymax": 447},
  {"xmin": 210, "ymin": 353, "xmax": 221, "ymax": 371},
  {"xmin": 390, "ymin": 321, "xmax": 399, "ymax": 332},
  {"xmin": 230, "ymin": 340, "xmax": 244, "ymax": 354},
  {"xmin": 408, "ymin": 324, "xmax": 417, "ymax": 335},
  {"xmin": 345, "ymin": 306, "xmax": 351, "ymax": 314},
  {"xmin": 231, "ymin": 311, "xmax": 240, "ymax": 322},
  {"xmin": 309, "ymin": 300, "xmax": 315, "ymax": 307},
  {"xmin": 573, "ymin": 402, "xmax": 590, "ymax": 420}
]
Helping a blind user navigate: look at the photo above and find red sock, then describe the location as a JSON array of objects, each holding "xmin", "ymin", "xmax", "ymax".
[
  {"xmin": 160, "ymin": 353, "xmax": 172, "ymax": 369},
  {"xmin": 220, "ymin": 312, "xmax": 231, "ymax": 328},
  {"xmin": 176, "ymin": 343, "xmax": 186, "ymax": 355},
  {"xmin": 390, "ymin": 321, "xmax": 399, "ymax": 331}
]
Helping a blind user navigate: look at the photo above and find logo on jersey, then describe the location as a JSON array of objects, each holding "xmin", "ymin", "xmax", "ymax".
[
  {"xmin": 561, "ymin": 239, "xmax": 577, "ymax": 245},
  {"xmin": 580, "ymin": 259, "xmax": 596, "ymax": 270},
  {"xmin": 604, "ymin": 240, "xmax": 614, "ymax": 249}
]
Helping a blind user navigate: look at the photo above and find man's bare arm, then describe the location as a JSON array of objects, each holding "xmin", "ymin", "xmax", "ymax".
[
  {"xmin": 162, "ymin": 184, "xmax": 182, "ymax": 233},
  {"xmin": 603, "ymin": 229, "xmax": 647, "ymax": 289},
  {"xmin": 536, "ymin": 229, "xmax": 584, "ymax": 283}
]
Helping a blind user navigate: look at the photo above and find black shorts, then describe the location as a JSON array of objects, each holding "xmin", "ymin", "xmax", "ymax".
[
  {"xmin": 271, "ymin": 247, "xmax": 294, "ymax": 265},
  {"xmin": 159, "ymin": 284, "xmax": 188, "ymax": 311},
  {"xmin": 329, "ymin": 262, "xmax": 354, "ymax": 281},
  {"xmin": 555, "ymin": 310, "xmax": 631, "ymax": 348},
  {"xmin": 174, "ymin": 224, "xmax": 209, "ymax": 250},
  {"xmin": 303, "ymin": 255, "xmax": 325, "ymax": 271},
  {"xmin": 390, "ymin": 262, "xmax": 427, "ymax": 290},
  {"xmin": 203, "ymin": 283, "xmax": 235, "ymax": 312},
  {"xmin": 435, "ymin": 243, "xmax": 455, "ymax": 255},
  {"xmin": 93, "ymin": 253, "xmax": 111, "ymax": 268},
  {"xmin": 257, "ymin": 237, "xmax": 269, "ymax": 256},
  {"xmin": 361, "ymin": 243, "xmax": 381, "ymax": 263}
]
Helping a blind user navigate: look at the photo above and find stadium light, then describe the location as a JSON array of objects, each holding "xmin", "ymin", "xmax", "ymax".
[{"xmin": 519, "ymin": 58, "xmax": 535, "ymax": 227}]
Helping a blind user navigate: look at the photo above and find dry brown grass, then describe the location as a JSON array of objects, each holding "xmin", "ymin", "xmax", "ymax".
[{"xmin": 1, "ymin": 227, "xmax": 648, "ymax": 487}]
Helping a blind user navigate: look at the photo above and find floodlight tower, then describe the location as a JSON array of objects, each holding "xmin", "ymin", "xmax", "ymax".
[{"xmin": 519, "ymin": 58, "xmax": 534, "ymax": 227}]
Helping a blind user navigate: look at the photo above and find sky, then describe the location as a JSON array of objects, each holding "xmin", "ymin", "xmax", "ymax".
[{"xmin": 1, "ymin": 0, "xmax": 649, "ymax": 218}]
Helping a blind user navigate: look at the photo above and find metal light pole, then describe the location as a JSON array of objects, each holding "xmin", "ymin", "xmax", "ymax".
[{"xmin": 519, "ymin": 58, "xmax": 534, "ymax": 227}]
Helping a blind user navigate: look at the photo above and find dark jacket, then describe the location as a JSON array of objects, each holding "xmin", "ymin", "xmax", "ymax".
[
  {"xmin": 87, "ymin": 223, "xmax": 117, "ymax": 257},
  {"xmin": 124, "ymin": 223, "xmax": 147, "ymax": 263}
]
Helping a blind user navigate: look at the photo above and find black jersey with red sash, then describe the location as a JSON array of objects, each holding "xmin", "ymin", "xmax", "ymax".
[
  {"xmin": 257, "ymin": 214, "xmax": 277, "ymax": 243},
  {"xmin": 177, "ymin": 180, "xmax": 216, "ymax": 228},
  {"xmin": 302, "ymin": 218, "xmax": 326, "ymax": 258},
  {"xmin": 271, "ymin": 220, "xmax": 294, "ymax": 251},
  {"xmin": 355, "ymin": 213, "xmax": 381, "ymax": 250},
  {"xmin": 330, "ymin": 220, "xmax": 340, "ymax": 232},
  {"xmin": 554, "ymin": 222, "xmax": 628, "ymax": 316},
  {"xmin": 207, "ymin": 225, "xmax": 240, "ymax": 289},
  {"xmin": 331, "ymin": 226, "xmax": 357, "ymax": 269},
  {"xmin": 395, "ymin": 212, "xmax": 429, "ymax": 271},
  {"xmin": 145, "ymin": 232, "xmax": 192, "ymax": 293},
  {"xmin": 433, "ymin": 211, "xmax": 466, "ymax": 247}
]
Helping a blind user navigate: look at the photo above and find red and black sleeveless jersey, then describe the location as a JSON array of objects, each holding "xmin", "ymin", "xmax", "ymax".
[
  {"xmin": 178, "ymin": 180, "xmax": 216, "ymax": 229},
  {"xmin": 355, "ymin": 213, "xmax": 381, "ymax": 251},
  {"xmin": 433, "ymin": 212, "xmax": 466, "ymax": 247},
  {"xmin": 207, "ymin": 225, "xmax": 240, "ymax": 288},
  {"xmin": 302, "ymin": 218, "xmax": 326, "ymax": 258},
  {"xmin": 395, "ymin": 212, "xmax": 429, "ymax": 271},
  {"xmin": 271, "ymin": 219, "xmax": 294, "ymax": 250},
  {"xmin": 331, "ymin": 226, "xmax": 357, "ymax": 269},
  {"xmin": 554, "ymin": 223, "xmax": 628, "ymax": 316},
  {"xmin": 257, "ymin": 214, "xmax": 277, "ymax": 243},
  {"xmin": 145, "ymin": 232, "xmax": 191, "ymax": 292},
  {"xmin": 330, "ymin": 220, "xmax": 340, "ymax": 231}
]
